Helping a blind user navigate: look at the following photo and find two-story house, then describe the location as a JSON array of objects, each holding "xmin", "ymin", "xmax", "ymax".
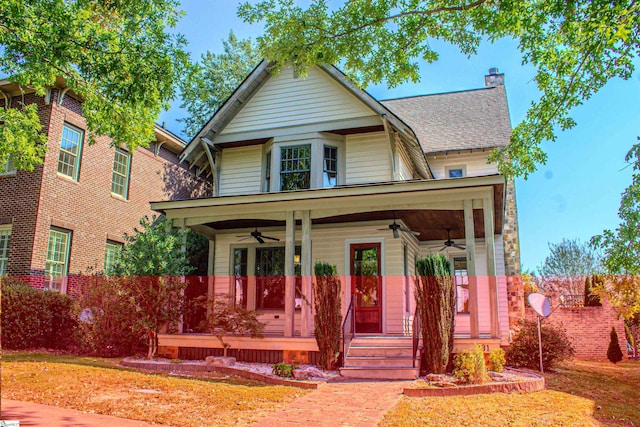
[
  {"xmin": 151, "ymin": 62, "xmax": 523, "ymax": 379},
  {"xmin": 0, "ymin": 78, "xmax": 211, "ymax": 294}
]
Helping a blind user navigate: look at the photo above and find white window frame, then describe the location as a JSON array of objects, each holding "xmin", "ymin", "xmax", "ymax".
[
  {"xmin": 452, "ymin": 256, "xmax": 470, "ymax": 314},
  {"xmin": 0, "ymin": 224, "xmax": 11, "ymax": 276},
  {"xmin": 45, "ymin": 228, "xmax": 72, "ymax": 293},
  {"xmin": 57, "ymin": 123, "xmax": 84, "ymax": 181},
  {"xmin": 111, "ymin": 148, "xmax": 131, "ymax": 199},
  {"xmin": 1, "ymin": 155, "xmax": 16, "ymax": 176},
  {"xmin": 104, "ymin": 240, "xmax": 123, "ymax": 274},
  {"xmin": 279, "ymin": 143, "xmax": 312, "ymax": 191},
  {"xmin": 445, "ymin": 165, "xmax": 467, "ymax": 179}
]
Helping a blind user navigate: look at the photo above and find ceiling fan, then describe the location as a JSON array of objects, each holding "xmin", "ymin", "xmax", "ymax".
[
  {"xmin": 236, "ymin": 228, "xmax": 279, "ymax": 244},
  {"xmin": 430, "ymin": 228, "xmax": 466, "ymax": 251},
  {"xmin": 378, "ymin": 211, "xmax": 420, "ymax": 239}
]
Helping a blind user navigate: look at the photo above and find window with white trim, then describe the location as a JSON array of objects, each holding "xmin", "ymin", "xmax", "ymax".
[
  {"xmin": 2, "ymin": 155, "xmax": 16, "ymax": 175},
  {"xmin": 446, "ymin": 165, "xmax": 466, "ymax": 178},
  {"xmin": 280, "ymin": 145, "xmax": 311, "ymax": 191},
  {"xmin": 264, "ymin": 150, "xmax": 271, "ymax": 192},
  {"xmin": 323, "ymin": 145, "xmax": 338, "ymax": 188},
  {"xmin": 104, "ymin": 240, "xmax": 123, "ymax": 274},
  {"xmin": 45, "ymin": 228, "xmax": 71, "ymax": 292},
  {"xmin": 57, "ymin": 123, "xmax": 84, "ymax": 180},
  {"xmin": 0, "ymin": 225, "xmax": 11, "ymax": 276},
  {"xmin": 453, "ymin": 257, "xmax": 469, "ymax": 313},
  {"xmin": 111, "ymin": 148, "xmax": 131, "ymax": 198}
]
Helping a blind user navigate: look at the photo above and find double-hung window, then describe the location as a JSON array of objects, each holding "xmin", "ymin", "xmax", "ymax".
[
  {"xmin": 453, "ymin": 257, "xmax": 469, "ymax": 313},
  {"xmin": 280, "ymin": 145, "xmax": 311, "ymax": 191},
  {"xmin": 0, "ymin": 225, "xmax": 11, "ymax": 276},
  {"xmin": 233, "ymin": 248, "xmax": 249, "ymax": 307},
  {"xmin": 264, "ymin": 150, "xmax": 271, "ymax": 192},
  {"xmin": 111, "ymin": 148, "xmax": 131, "ymax": 198},
  {"xmin": 2, "ymin": 155, "xmax": 16, "ymax": 175},
  {"xmin": 57, "ymin": 123, "xmax": 84, "ymax": 180},
  {"xmin": 104, "ymin": 240, "xmax": 123, "ymax": 274},
  {"xmin": 323, "ymin": 145, "xmax": 338, "ymax": 188},
  {"xmin": 45, "ymin": 228, "xmax": 72, "ymax": 292}
]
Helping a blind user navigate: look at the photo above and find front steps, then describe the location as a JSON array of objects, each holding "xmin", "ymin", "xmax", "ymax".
[{"xmin": 339, "ymin": 336, "xmax": 420, "ymax": 380}]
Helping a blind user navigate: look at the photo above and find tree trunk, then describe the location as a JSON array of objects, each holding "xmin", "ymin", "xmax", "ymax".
[{"xmin": 147, "ymin": 329, "xmax": 158, "ymax": 359}]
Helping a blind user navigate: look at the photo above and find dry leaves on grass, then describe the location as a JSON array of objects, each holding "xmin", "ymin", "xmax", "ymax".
[
  {"xmin": 1, "ymin": 360, "xmax": 308, "ymax": 427},
  {"xmin": 381, "ymin": 359, "xmax": 640, "ymax": 427}
]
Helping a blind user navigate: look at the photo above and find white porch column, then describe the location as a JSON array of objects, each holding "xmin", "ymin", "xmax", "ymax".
[
  {"xmin": 301, "ymin": 210, "xmax": 312, "ymax": 337},
  {"xmin": 464, "ymin": 199, "xmax": 479, "ymax": 339},
  {"xmin": 483, "ymin": 196, "xmax": 499, "ymax": 338},
  {"xmin": 177, "ymin": 219, "xmax": 187, "ymax": 334},
  {"xmin": 284, "ymin": 210, "xmax": 296, "ymax": 337},
  {"xmin": 207, "ymin": 238, "xmax": 215, "ymax": 316}
]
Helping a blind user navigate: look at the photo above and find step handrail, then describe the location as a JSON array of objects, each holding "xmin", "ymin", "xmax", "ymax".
[{"xmin": 342, "ymin": 294, "xmax": 355, "ymax": 366}]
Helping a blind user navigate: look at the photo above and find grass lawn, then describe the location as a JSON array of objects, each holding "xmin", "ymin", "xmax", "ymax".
[
  {"xmin": 380, "ymin": 359, "xmax": 640, "ymax": 427},
  {"xmin": 1, "ymin": 352, "xmax": 308, "ymax": 427}
]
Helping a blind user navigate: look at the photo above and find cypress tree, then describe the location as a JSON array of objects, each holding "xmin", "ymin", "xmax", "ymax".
[{"xmin": 607, "ymin": 327, "xmax": 624, "ymax": 364}]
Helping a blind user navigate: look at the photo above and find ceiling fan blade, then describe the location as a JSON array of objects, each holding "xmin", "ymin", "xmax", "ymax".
[
  {"xmin": 262, "ymin": 235, "xmax": 280, "ymax": 241},
  {"xmin": 392, "ymin": 228, "xmax": 400, "ymax": 239},
  {"xmin": 377, "ymin": 228, "xmax": 389, "ymax": 231},
  {"xmin": 399, "ymin": 227, "xmax": 420, "ymax": 236},
  {"xmin": 453, "ymin": 244, "xmax": 466, "ymax": 250},
  {"xmin": 236, "ymin": 236, "xmax": 251, "ymax": 241},
  {"xmin": 255, "ymin": 236, "xmax": 265, "ymax": 244},
  {"xmin": 439, "ymin": 246, "xmax": 448, "ymax": 252}
]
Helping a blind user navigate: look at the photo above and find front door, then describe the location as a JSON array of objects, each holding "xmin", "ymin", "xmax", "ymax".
[{"xmin": 350, "ymin": 243, "xmax": 382, "ymax": 333}]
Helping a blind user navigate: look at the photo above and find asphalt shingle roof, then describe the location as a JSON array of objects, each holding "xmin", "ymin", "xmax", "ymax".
[{"xmin": 380, "ymin": 86, "xmax": 511, "ymax": 154}]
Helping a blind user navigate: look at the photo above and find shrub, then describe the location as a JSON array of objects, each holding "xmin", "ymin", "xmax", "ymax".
[
  {"xmin": 313, "ymin": 262, "xmax": 342, "ymax": 370},
  {"xmin": 74, "ymin": 274, "xmax": 143, "ymax": 357},
  {"xmin": 584, "ymin": 275, "xmax": 603, "ymax": 307},
  {"xmin": 506, "ymin": 319, "xmax": 575, "ymax": 370},
  {"xmin": 272, "ymin": 361, "xmax": 297, "ymax": 378},
  {"xmin": 453, "ymin": 344, "xmax": 488, "ymax": 384},
  {"xmin": 415, "ymin": 254, "xmax": 455, "ymax": 374},
  {"xmin": 607, "ymin": 327, "xmax": 623, "ymax": 364},
  {"xmin": 488, "ymin": 348, "xmax": 506, "ymax": 372},
  {"xmin": 1, "ymin": 280, "xmax": 77, "ymax": 350}
]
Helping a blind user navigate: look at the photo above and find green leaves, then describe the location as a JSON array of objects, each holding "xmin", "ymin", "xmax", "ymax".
[
  {"xmin": 239, "ymin": 0, "xmax": 640, "ymax": 178},
  {"xmin": 0, "ymin": 103, "xmax": 47, "ymax": 171},
  {"xmin": 0, "ymin": 0, "xmax": 188, "ymax": 170},
  {"xmin": 178, "ymin": 32, "xmax": 260, "ymax": 138}
]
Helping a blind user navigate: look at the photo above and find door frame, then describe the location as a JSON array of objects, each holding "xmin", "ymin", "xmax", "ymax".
[{"xmin": 345, "ymin": 237, "xmax": 386, "ymax": 334}]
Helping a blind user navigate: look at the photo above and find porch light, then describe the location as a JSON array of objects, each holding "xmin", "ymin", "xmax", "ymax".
[{"xmin": 294, "ymin": 254, "xmax": 301, "ymax": 263}]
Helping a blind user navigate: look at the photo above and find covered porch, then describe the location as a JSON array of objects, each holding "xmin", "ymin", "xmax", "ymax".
[{"xmin": 151, "ymin": 175, "xmax": 507, "ymax": 362}]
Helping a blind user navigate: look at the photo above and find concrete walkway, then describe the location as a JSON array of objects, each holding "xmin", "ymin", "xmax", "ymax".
[
  {"xmin": 1, "ymin": 400, "xmax": 159, "ymax": 427},
  {"xmin": 253, "ymin": 380, "xmax": 407, "ymax": 427}
]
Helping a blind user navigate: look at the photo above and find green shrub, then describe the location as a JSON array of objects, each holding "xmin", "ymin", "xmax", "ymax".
[
  {"xmin": 272, "ymin": 361, "xmax": 297, "ymax": 378},
  {"xmin": 607, "ymin": 327, "xmax": 623, "ymax": 364},
  {"xmin": 488, "ymin": 348, "xmax": 506, "ymax": 372},
  {"xmin": 1, "ymin": 280, "xmax": 77, "ymax": 350},
  {"xmin": 453, "ymin": 344, "xmax": 488, "ymax": 384},
  {"xmin": 313, "ymin": 262, "xmax": 342, "ymax": 370},
  {"xmin": 506, "ymin": 320, "xmax": 575, "ymax": 370}
]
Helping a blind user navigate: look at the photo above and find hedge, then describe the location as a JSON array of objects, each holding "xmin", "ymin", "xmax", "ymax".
[{"xmin": 1, "ymin": 280, "xmax": 78, "ymax": 350}]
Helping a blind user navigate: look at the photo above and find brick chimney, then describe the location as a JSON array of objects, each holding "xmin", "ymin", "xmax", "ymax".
[{"xmin": 484, "ymin": 67, "xmax": 505, "ymax": 87}]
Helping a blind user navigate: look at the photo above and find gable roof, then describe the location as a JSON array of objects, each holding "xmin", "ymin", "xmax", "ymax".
[
  {"xmin": 181, "ymin": 61, "xmax": 431, "ymax": 179},
  {"xmin": 380, "ymin": 86, "xmax": 511, "ymax": 154}
]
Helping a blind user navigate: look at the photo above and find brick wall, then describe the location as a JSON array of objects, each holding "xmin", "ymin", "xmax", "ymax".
[
  {"xmin": 525, "ymin": 299, "xmax": 627, "ymax": 360},
  {"xmin": 0, "ymin": 89, "xmax": 211, "ymax": 289}
]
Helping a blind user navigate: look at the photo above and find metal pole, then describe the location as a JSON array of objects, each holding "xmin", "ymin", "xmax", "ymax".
[{"xmin": 537, "ymin": 315, "xmax": 544, "ymax": 373}]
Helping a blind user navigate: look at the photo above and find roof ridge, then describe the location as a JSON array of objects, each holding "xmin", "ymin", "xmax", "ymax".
[{"xmin": 380, "ymin": 86, "xmax": 498, "ymax": 102}]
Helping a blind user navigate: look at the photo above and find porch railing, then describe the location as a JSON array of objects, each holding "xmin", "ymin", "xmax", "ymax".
[
  {"xmin": 342, "ymin": 295, "xmax": 355, "ymax": 366},
  {"xmin": 412, "ymin": 305, "xmax": 422, "ymax": 369}
]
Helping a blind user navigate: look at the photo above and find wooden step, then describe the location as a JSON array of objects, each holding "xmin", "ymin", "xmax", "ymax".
[
  {"xmin": 350, "ymin": 336, "xmax": 413, "ymax": 347},
  {"xmin": 339, "ymin": 366, "xmax": 419, "ymax": 380},
  {"xmin": 347, "ymin": 346, "xmax": 413, "ymax": 357}
]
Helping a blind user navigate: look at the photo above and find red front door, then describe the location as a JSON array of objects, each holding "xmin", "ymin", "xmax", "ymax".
[{"xmin": 350, "ymin": 243, "xmax": 382, "ymax": 333}]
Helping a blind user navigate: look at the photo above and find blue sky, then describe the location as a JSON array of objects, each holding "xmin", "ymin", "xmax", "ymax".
[{"xmin": 159, "ymin": 1, "xmax": 640, "ymax": 272}]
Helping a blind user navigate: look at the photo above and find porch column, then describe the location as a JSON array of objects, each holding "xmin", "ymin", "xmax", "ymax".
[
  {"xmin": 207, "ymin": 238, "xmax": 215, "ymax": 316},
  {"xmin": 483, "ymin": 196, "xmax": 499, "ymax": 338},
  {"xmin": 177, "ymin": 219, "xmax": 187, "ymax": 334},
  {"xmin": 284, "ymin": 210, "xmax": 296, "ymax": 337},
  {"xmin": 464, "ymin": 199, "xmax": 479, "ymax": 339},
  {"xmin": 300, "ymin": 210, "xmax": 312, "ymax": 337}
]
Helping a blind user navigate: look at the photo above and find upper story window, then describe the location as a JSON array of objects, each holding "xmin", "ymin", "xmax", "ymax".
[
  {"xmin": 111, "ymin": 148, "xmax": 131, "ymax": 199},
  {"xmin": 45, "ymin": 228, "xmax": 72, "ymax": 292},
  {"xmin": 446, "ymin": 165, "xmax": 466, "ymax": 178},
  {"xmin": 323, "ymin": 145, "xmax": 338, "ymax": 188},
  {"xmin": 2, "ymin": 155, "xmax": 16, "ymax": 176},
  {"xmin": 58, "ymin": 123, "xmax": 84, "ymax": 180},
  {"xmin": 280, "ymin": 144, "xmax": 311, "ymax": 191},
  {"xmin": 453, "ymin": 257, "xmax": 469, "ymax": 313},
  {"xmin": 104, "ymin": 240, "xmax": 123, "ymax": 274},
  {"xmin": 0, "ymin": 225, "xmax": 11, "ymax": 276},
  {"xmin": 264, "ymin": 150, "xmax": 271, "ymax": 192}
]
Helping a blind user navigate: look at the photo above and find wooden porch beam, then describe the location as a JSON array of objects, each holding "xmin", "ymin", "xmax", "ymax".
[
  {"xmin": 483, "ymin": 196, "xmax": 499, "ymax": 338},
  {"xmin": 464, "ymin": 199, "xmax": 479, "ymax": 339},
  {"xmin": 284, "ymin": 211, "xmax": 296, "ymax": 337}
]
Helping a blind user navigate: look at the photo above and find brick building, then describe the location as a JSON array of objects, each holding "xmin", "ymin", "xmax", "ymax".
[{"xmin": 0, "ymin": 79, "xmax": 211, "ymax": 293}]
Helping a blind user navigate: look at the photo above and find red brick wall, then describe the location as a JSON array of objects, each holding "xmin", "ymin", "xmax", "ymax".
[
  {"xmin": 1, "ymin": 89, "xmax": 211, "ymax": 289},
  {"xmin": 525, "ymin": 299, "xmax": 627, "ymax": 360}
]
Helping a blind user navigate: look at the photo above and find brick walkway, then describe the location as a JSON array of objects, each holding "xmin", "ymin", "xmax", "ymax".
[{"xmin": 253, "ymin": 380, "xmax": 407, "ymax": 427}]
